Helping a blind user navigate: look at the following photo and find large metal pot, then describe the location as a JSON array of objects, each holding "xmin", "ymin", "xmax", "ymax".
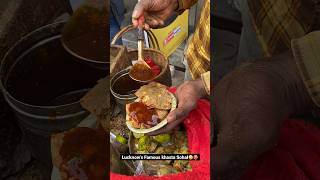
[
  {"xmin": 110, "ymin": 68, "xmax": 140, "ymax": 113},
  {"xmin": 0, "ymin": 21, "xmax": 106, "ymax": 166}
]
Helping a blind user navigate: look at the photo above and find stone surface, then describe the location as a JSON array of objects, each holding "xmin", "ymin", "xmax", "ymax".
[{"xmin": 172, "ymin": 69, "xmax": 185, "ymax": 87}]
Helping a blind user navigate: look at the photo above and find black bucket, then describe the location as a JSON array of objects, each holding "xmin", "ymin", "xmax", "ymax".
[{"xmin": 0, "ymin": 21, "xmax": 106, "ymax": 167}]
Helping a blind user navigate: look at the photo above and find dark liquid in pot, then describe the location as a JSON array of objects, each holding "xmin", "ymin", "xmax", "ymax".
[
  {"xmin": 6, "ymin": 37, "xmax": 105, "ymax": 106},
  {"xmin": 112, "ymin": 74, "xmax": 142, "ymax": 95},
  {"xmin": 62, "ymin": 4, "xmax": 108, "ymax": 62}
]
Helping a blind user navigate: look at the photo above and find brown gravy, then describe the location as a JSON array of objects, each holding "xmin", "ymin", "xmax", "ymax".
[
  {"xmin": 129, "ymin": 63, "xmax": 155, "ymax": 81},
  {"xmin": 128, "ymin": 102, "xmax": 157, "ymax": 124},
  {"xmin": 60, "ymin": 128, "xmax": 108, "ymax": 180},
  {"xmin": 62, "ymin": 4, "xmax": 108, "ymax": 62}
]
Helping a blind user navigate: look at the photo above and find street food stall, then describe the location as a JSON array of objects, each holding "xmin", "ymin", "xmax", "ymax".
[
  {"xmin": 108, "ymin": 8, "xmax": 210, "ymax": 179},
  {"xmin": 0, "ymin": 0, "xmax": 210, "ymax": 179}
]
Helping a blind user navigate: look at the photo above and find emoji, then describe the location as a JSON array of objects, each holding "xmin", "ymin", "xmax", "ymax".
[{"xmin": 194, "ymin": 155, "xmax": 199, "ymax": 160}]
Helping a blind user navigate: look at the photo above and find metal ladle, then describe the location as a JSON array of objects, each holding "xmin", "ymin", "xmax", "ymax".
[{"xmin": 128, "ymin": 28, "xmax": 154, "ymax": 83}]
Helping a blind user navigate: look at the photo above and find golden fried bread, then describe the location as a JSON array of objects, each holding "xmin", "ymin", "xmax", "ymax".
[{"xmin": 134, "ymin": 82, "xmax": 172, "ymax": 110}]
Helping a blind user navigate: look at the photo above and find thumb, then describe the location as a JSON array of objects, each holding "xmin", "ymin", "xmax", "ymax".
[
  {"xmin": 132, "ymin": 1, "xmax": 149, "ymax": 27},
  {"xmin": 132, "ymin": 0, "xmax": 150, "ymax": 19},
  {"xmin": 167, "ymin": 96, "xmax": 197, "ymax": 122},
  {"xmin": 147, "ymin": 106, "xmax": 191, "ymax": 136},
  {"xmin": 147, "ymin": 108, "xmax": 186, "ymax": 136},
  {"xmin": 167, "ymin": 107, "xmax": 189, "ymax": 123}
]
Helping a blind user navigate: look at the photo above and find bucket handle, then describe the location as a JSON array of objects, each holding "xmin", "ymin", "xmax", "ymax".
[{"xmin": 111, "ymin": 25, "xmax": 160, "ymax": 50}]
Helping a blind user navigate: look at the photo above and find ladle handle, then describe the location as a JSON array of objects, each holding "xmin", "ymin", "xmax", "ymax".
[
  {"xmin": 111, "ymin": 25, "xmax": 160, "ymax": 50},
  {"xmin": 137, "ymin": 28, "xmax": 144, "ymax": 61},
  {"xmin": 137, "ymin": 41, "xmax": 144, "ymax": 61},
  {"xmin": 137, "ymin": 28, "xmax": 144, "ymax": 40}
]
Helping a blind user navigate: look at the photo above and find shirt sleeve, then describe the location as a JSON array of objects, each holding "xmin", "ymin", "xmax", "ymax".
[
  {"xmin": 201, "ymin": 71, "xmax": 211, "ymax": 95},
  {"xmin": 185, "ymin": 0, "xmax": 210, "ymax": 80},
  {"xmin": 291, "ymin": 31, "xmax": 320, "ymax": 108}
]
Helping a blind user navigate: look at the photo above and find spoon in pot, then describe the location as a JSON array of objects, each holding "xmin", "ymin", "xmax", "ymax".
[{"xmin": 129, "ymin": 28, "xmax": 154, "ymax": 82}]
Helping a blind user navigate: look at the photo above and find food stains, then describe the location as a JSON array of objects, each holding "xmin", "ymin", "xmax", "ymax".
[
  {"xmin": 60, "ymin": 128, "xmax": 107, "ymax": 180},
  {"xmin": 128, "ymin": 102, "xmax": 158, "ymax": 124}
]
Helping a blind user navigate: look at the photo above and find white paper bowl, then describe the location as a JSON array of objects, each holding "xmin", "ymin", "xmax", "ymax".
[{"xmin": 126, "ymin": 92, "xmax": 177, "ymax": 134}]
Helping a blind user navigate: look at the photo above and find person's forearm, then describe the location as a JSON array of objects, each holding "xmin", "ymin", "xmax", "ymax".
[
  {"xmin": 255, "ymin": 51, "xmax": 312, "ymax": 115},
  {"xmin": 192, "ymin": 78, "xmax": 208, "ymax": 99},
  {"xmin": 212, "ymin": 51, "xmax": 313, "ymax": 179},
  {"xmin": 177, "ymin": 0, "xmax": 198, "ymax": 10},
  {"xmin": 212, "ymin": 69, "xmax": 288, "ymax": 179},
  {"xmin": 211, "ymin": 146, "xmax": 246, "ymax": 180}
]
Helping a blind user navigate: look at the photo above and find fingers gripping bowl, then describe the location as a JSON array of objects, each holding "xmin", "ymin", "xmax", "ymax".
[{"xmin": 125, "ymin": 82, "xmax": 177, "ymax": 134}]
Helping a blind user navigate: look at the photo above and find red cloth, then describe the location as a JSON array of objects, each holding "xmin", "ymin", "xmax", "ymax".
[
  {"xmin": 111, "ymin": 87, "xmax": 211, "ymax": 180},
  {"xmin": 242, "ymin": 120, "xmax": 320, "ymax": 180}
]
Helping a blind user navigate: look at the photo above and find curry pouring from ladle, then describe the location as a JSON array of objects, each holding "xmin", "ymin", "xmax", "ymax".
[{"xmin": 128, "ymin": 28, "xmax": 155, "ymax": 83}]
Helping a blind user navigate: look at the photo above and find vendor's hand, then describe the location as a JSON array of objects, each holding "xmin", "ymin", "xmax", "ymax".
[
  {"xmin": 148, "ymin": 79, "xmax": 207, "ymax": 136},
  {"xmin": 132, "ymin": 0, "xmax": 178, "ymax": 29},
  {"xmin": 211, "ymin": 51, "xmax": 312, "ymax": 179}
]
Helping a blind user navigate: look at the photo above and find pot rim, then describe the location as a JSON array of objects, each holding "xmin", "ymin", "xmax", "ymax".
[
  {"xmin": 0, "ymin": 21, "xmax": 92, "ymax": 110},
  {"xmin": 110, "ymin": 68, "xmax": 141, "ymax": 99}
]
